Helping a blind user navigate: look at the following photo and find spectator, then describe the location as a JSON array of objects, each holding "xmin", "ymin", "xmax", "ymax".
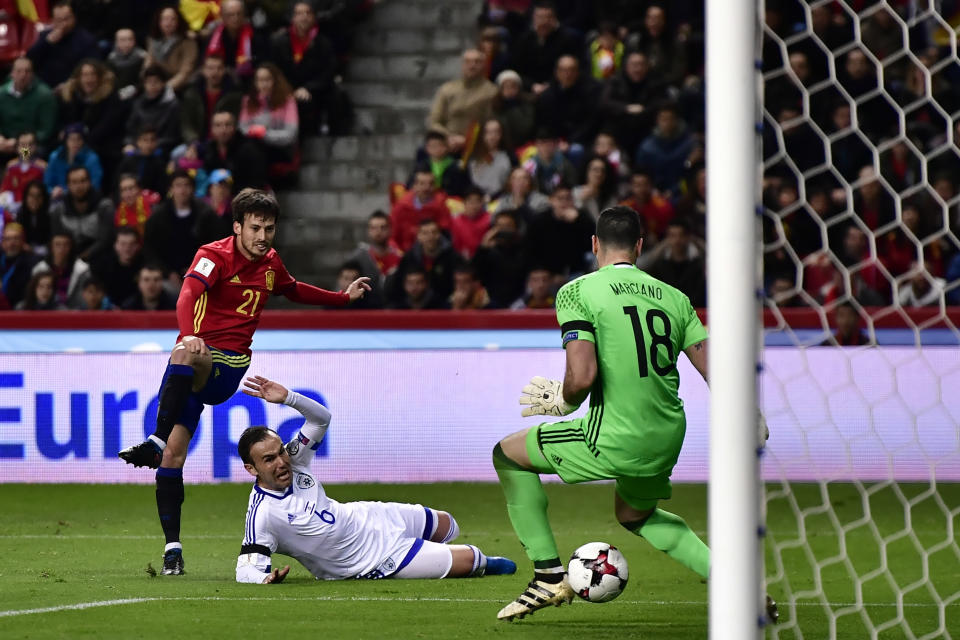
[
  {"xmin": 600, "ymin": 51, "xmax": 668, "ymax": 154},
  {"xmin": 526, "ymin": 183, "xmax": 594, "ymax": 279},
  {"xmin": 239, "ymin": 63, "xmax": 299, "ymax": 166},
  {"xmin": 113, "ymin": 173, "xmax": 160, "ymax": 238},
  {"xmin": 478, "ymin": 0, "xmax": 532, "ymax": 42},
  {"xmin": 490, "ymin": 166, "xmax": 550, "ymax": 225},
  {"xmin": 331, "ymin": 260, "xmax": 379, "ymax": 309},
  {"xmin": 898, "ymin": 263, "xmax": 946, "ymax": 308},
  {"xmin": 116, "ymin": 126, "xmax": 168, "ymax": 195},
  {"xmin": 0, "ymin": 222, "xmax": 39, "ymax": 307},
  {"xmin": 143, "ymin": 169, "xmax": 219, "ymax": 283},
  {"xmin": 348, "ymin": 210, "xmax": 401, "ymax": 305},
  {"xmin": 510, "ymin": 1, "xmax": 582, "ymax": 94},
  {"xmin": 107, "ymin": 28, "xmax": 146, "ymax": 100},
  {"xmin": 573, "ymin": 156, "xmax": 618, "ymax": 222},
  {"xmin": 510, "ymin": 266, "xmax": 556, "ymax": 310},
  {"xmin": 588, "ymin": 22, "xmax": 624, "ymax": 81},
  {"xmin": 44, "ymin": 125, "xmax": 104, "ymax": 199},
  {"xmin": 451, "ymin": 186, "xmax": 491, "ymax": 260},
  {"xmin": 271, "ymin": 1, "xmax": 337, "ymax": 137},
  {"xmin": 426, "ymin": 48, "xmax": 498, "ymax": 152},
  {"xmin": 48, "ymin": 165, "xmax": 113, "ymax": 261},
  {"xmin": 16, "ymin": 271, "xmax": 63, "ymax": 310},
  {"xmin": 15, "ymin": 181, "xmax": 52, "ymax": 252},
  {"xmin": 390, "ymin": 167, "xmax": 452, "ymax": 253},
  {"xmin": 201, "ymin": 169, "xmax": 235, "ymax": 238},
  {"xmin": 202, "ymin": 110, "xmax": 268, "ymax": 191},
  {"xmin": 634, "ymin": 104, "xmax": 696, "ymax": 197},
  {"xmin": 390, "ymin": 219, "xmax": 461, "ymax": 305},
  {"xmin": 853, "ymin": 165, "xmax": 895, "ymax": 232},
  {"xmin": 31, "ymin": 232, "xmax": 91, "ymax": 308},
  {"xmin": 450, "ymin": 264, "xmax": 491, "ymax": 310},
  {"xmin": 592, "ymin": 131, "xmax": 630, "ymax": 178},
  {"xmin": 524, "ymin": 128, "xmax": 577, "ymax": 195},
  {"xmin": 821, "ymin": 301, "xmax": 871, "ymax": 346},
  {"xmin": 768, "ymin": 273, "xmax": 803, "ymax": 308},
  {"xmin": 478, "ymin": 26, "xmax": 510, "ymax": 82},
  {"xmin": 467, "ymin": 119, "xmax": 515, "ymax": 198},
  {"xmin": 27, "ymin": 0, "xmax": 101, "ymax": 90},
  {"xmin": 409, "ymin": 131, "xmax": 470, "ymax": 198},
  {"xmin": 830, "ymin": 102, "xmax": 873, "ymax": 183},
  {"xmin": 621, "ymin": 170, "xmax": 673, "ymax": 246},
  {"xmin": 180, "ymin": 55, "xmax": 243, "ymax": 147},
  {"xmin": 674, "ymin": 165, "xmax": 707, "ymax": 240},
  {"xmin": 1, "ymin": 132, "xmax": 47, "ymax": 207},
  {"xmin": 205, "ymin": 0, "xmax": 263, "ymax": 83},
  {"xmin": 143, "ymin": 6, "xmax": 199, "ymax": 94},
  {"xmin": 121, "ymin": 263, "xmax": 177, "ymax": 310},
  {"xmin": 88, "ymin": 225, "xmax": 144, "ymax": 306},
  {"xmin": 56, "ymin": 59, "xmax": 128, "ymax": 173},
  {"xmin": 473, "ymin": 209, "xmax": 529, "ymax": 307},
  {"xmin": 124, "ymin": 65, "xmax": 181, "ymax": 157},
  {"xmin": 945, "ymin": 253, "xmax": 960, "ymax": 305},
  {"xmin": 76, "ymin": 276, "xmax": 113, "ymax": 310},
  {"xmin": 391, "ymin": 266, "xmax": 445, "ymax": 310},
  {"xmin": 491, "ymin": 69, "xmax": 536, "ymax": 150},
  {"xmin": 646, "ymin": 218, "xmax": 706, "ymax": 307},
  {"xmin": 534, "ymin": 55, "xmax": 599, "ymax": 153},
  {"xmin": 0, "ymin": 58, "xmax": 58, "ymax": 155},
  {"xmin": 635, "ymin": 4, "xmax": 688, "ymax": 89}
]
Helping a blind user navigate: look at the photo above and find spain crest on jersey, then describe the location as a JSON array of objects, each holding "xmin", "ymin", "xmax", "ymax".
[{"xmin": 265, "ymin": 270, "xmax": 274, "ymax": 291}]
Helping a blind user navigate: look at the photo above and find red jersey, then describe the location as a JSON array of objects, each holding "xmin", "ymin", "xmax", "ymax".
[{"xmin": 179, "ymin": 237, "xmax": 297, "ymax": 354}]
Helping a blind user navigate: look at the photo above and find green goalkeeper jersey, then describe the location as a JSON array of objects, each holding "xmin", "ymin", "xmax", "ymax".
[{"xmin": 555, "ymin": 262, "xmax": 707, "ymax": 476}]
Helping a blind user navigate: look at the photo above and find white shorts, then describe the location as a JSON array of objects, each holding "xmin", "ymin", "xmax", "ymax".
[
  {"xmin": 391, "ymin": 539, "xmax": 454, "ymax": 579},
  {"xmin": 346, "ymin": 501, "xmax": 447, "ymax": 579}
]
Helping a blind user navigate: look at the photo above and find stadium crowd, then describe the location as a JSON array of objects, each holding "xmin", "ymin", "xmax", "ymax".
[
  {"xmin": 1, "ymin": 0, "xmax": 959, "ymax": 313},
  {"xmin": 0, "ymin": 0, "xmax": 366, "ymax": 310}
]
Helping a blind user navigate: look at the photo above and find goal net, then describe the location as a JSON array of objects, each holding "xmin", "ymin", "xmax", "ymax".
[{"xmin": 760, "ymin": 1, "xmax": 960, "ymax": 637}]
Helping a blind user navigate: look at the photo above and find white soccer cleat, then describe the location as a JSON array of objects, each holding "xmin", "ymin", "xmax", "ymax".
[{"xmin": 496, "ymin": 576, "xmax": 575, "ymax": 621}]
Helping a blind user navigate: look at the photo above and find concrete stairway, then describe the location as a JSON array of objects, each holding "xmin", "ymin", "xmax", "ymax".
[{"xmin": 276, "ymin": 0, "xmax": 479, "ymax": 291}]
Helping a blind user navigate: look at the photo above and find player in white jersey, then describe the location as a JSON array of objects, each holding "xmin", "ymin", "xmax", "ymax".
[{"xmin": 235, "ymin": 375, "xmax": 517, "ymax": 583}]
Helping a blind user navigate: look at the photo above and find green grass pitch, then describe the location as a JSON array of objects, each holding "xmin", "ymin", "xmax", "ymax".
[{"xmin": 1, "ymin": 483, "xmax": 957, "ymax": 639}]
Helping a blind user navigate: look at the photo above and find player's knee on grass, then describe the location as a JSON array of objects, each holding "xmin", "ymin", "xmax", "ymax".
[{"xmin": 431, "ymin": 511, "xmax": 459, "ymax": 543}]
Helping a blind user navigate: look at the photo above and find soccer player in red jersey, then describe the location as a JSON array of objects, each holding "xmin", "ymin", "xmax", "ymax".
[{"xmin": 119, "ymin": 188, "xmax": 370, "ymax": 575}]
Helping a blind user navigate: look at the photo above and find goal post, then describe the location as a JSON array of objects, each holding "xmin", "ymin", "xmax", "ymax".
[{"xmin": 706, "ymin": 0, "xmax": 765, "ymax": 638}]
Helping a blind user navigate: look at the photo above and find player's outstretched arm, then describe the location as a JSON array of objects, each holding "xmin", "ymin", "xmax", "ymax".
[
  {"xmin": 284, "ymin": 277, "xmax": 371, "ymax": 306},
  {"xmin": 561, "ymin": 340, "xmax": 597, "ymax": 407},
  {"xmin": 243, "ymin": 375, "xmax": 331, "ymax": 446}
]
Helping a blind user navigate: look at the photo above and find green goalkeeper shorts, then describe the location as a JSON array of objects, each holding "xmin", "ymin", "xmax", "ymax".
[{"xmin": 525, "ymin": 419, "xmax": 673, "ymax": 510}]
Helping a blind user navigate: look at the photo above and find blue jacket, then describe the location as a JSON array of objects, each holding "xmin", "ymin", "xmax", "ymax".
[
  {"xmin": 44, "ymin": 146, "xmax": 104, "ymax": 193},
  {"xmin": 634, "ymin": 126, "xmax": 695, "ymax": 195}
]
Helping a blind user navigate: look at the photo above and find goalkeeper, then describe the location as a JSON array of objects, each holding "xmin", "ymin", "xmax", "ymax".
[
  {"xmin": 493, "ymin": 206, "xmax": 773, "ymax": 621},
  {"xmin": 236, "ymin": 375, "xmax": 516, "ymax": 583}
]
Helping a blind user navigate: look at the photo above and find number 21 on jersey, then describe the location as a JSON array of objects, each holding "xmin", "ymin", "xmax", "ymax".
[{"xmin": 236, "ymin": 289, "xmax": 262, "ymax": 316}]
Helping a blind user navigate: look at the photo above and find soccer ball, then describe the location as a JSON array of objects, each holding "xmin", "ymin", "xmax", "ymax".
[{"xmin": 567, "ymin": 542, "xmax": 629, "ymax": 603}]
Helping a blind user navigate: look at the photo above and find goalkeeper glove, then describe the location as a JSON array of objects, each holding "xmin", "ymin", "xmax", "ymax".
[{"xmin": 519, "ymin": 376, "xmax": 578, "ymax": 417}]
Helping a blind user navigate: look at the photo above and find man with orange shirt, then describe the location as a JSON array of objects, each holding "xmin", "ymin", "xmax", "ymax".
[{"xmin": 119, "ymin": 188, "xmax": 370, "ymax": 576}]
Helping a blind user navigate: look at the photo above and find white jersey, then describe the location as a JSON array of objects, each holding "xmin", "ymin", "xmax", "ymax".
[{"xmin": 235, "ymin": 392, "xmax": 428, "ymax": 582}]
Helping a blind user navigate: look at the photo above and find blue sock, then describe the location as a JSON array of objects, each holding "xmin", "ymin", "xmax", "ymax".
[
  {"xmin": 153, "ymin": 364, "xmax": 194, "ymax": 443},
  {"xmin": 156, "ymin": 467, "xmax": 184, "ymax": 545}
]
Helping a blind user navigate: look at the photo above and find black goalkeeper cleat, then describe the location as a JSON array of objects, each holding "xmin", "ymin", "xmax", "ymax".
[
  {"xmin": 161, "ymin": 549, "xmax": 185, "ymax": 575},
  {"xmin": 766, "ymin": 595, "xmax": 780, "ymax": 625},
  {"xmin": 118, "ymin": 440, "xmax": 162, "ymax": 468}
]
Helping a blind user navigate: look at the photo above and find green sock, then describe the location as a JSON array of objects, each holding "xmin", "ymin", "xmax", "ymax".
[
  {"xmin": 625, "ymin": 509, "xmax": 710, "ymax": 579},
  {"xmin": 492, "ymin": 443, "xmax": 560, "ymax": 564}
]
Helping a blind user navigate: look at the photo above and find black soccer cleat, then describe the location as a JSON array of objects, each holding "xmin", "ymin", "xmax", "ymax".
[
  {"xmin": 765, "ymin": 595, "xmax": 780, "ymax": 625},
  {"xmin": 118, "ymin": 440, "xmax": 162, "ymax": 469},
  {"xmin": 161, "ymin": 549, "xmax": 185, "ymax": 575}
]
